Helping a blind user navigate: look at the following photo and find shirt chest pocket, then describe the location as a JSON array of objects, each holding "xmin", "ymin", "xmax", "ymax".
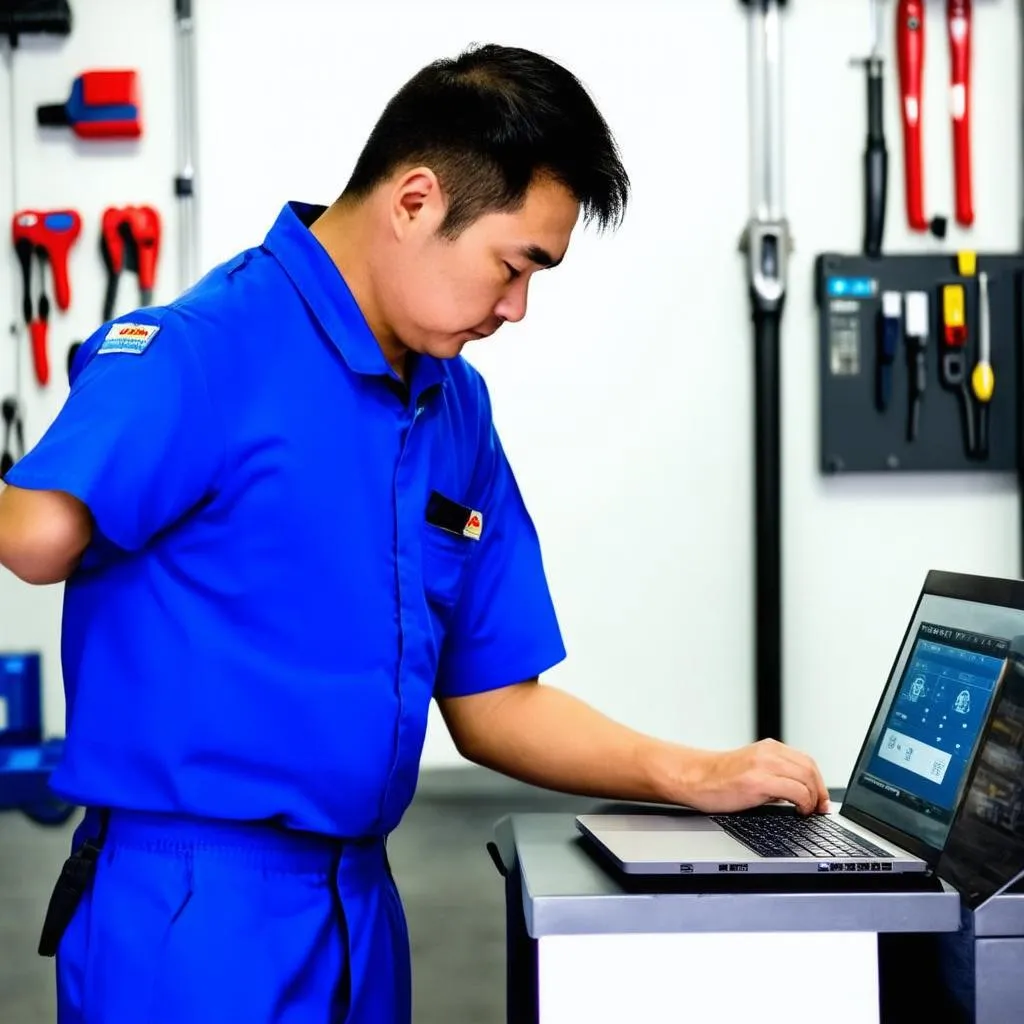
[{"xmin": 421, "ymin": 524, "xmax": 475, "ymax": 614}]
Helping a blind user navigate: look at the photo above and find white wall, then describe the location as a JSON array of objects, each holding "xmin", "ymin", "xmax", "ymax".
[
  {"xmin": 0, "ymin": 1, "xmax": 182, "ymax": 739},
  {"xmin": 0, "ymin": 0, "xmax": 1021, "ymax": 787}
]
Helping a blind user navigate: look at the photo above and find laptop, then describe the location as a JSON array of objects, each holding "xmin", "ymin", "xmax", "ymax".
[{"xmin": 577, "ymin": 571, "xmax": 1024, "ymax": 904}]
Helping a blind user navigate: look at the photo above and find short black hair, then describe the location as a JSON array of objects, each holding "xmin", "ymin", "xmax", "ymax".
[{"xmin": 340, "ymin": 43, "xmax": 630, "ymax": 238}]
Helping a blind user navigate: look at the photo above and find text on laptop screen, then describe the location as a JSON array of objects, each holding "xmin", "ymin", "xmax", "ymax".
[
  {"xmin": 861, "ymin": 626, "xmax": 1002, "ymax": 818},
  {"xmin": 844, "ymin": 592, "xmax": 1024, "ymax": 853}
]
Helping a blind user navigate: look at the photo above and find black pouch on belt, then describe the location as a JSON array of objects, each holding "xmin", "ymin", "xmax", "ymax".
[{"xmin": 37, "ymin": 811, "xmax": 108, "ymax": 958}]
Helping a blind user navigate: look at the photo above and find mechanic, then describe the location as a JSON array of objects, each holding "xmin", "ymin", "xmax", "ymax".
[{"xmin": 0, "ymin": 42, "xmax": 829, "ymax": 1024}]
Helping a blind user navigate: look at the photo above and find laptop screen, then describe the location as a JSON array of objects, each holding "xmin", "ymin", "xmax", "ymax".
[{"xmin": 843, "ymin": 587, "xmax": 1024, "ymax": 855}]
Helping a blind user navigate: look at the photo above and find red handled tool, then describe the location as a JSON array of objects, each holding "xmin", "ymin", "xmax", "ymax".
[
  {"xmin": 897, "ymin": 0, "xmax": 973, "ymax": 234},
  {"xmin": 100, "ymin": 207, "xmax": 123, "ymax": 320},
  {"xmin": 40, "ymin": 209, "xmax": 81, "ymax": 311},
  {"xmin": 896, "ymin": 0, "xmax": 929, "ymax": 232},
  {"xmin": 13, "ymin": 233, "xmax": 49, "ymax": 386},
  {"xmin": 948, "ymin": 0, "xmax": 973, "ymax": 227},
  {"xmin": 12, "ymin": 209, "xmax": 81, "ymax": 386},
  {"xmin": 101, "ymin": 205, "xmax": 161, "ymax": 320}
]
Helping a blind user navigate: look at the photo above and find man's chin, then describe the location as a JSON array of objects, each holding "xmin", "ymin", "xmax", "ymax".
[
  {"xmin": 417, "ymin": 343, "xmax": 454, "ymax": 362},
  {"xmin": 420, "ymin": 330, "xmax": 487, "ymax": 360},
  {"xmin": 434, "ymin": 335, "xmax": 475, "ymax": 358}
]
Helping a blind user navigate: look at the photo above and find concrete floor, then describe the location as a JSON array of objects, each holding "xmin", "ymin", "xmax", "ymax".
[{"xmin": 0, "ymin": 769, "xmax": 600, "ymax": 1024}]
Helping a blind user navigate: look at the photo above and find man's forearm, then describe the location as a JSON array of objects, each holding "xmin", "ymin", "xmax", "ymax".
[{"xmin": 451, "ymin": 681, "xmax": 696, "ymax": 805}]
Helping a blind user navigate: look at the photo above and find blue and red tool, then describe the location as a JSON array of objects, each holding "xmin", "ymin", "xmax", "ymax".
[
  {"xmin": 12, "ymin": 209, "xmax": 82, "ymax": 386},
  {"xmin": 36, "ymin": 69, "xmax": 142, "ymax": 139}
]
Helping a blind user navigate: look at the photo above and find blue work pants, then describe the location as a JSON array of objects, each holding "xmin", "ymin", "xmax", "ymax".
[{"xmin": 54, "ymin": 811, "xmax": 411, "ymax": 1023}]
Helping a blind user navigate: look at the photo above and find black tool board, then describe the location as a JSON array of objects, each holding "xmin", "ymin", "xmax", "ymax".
[{"xmin": 815, "ymin": 252, "xmax": 1024, "ymax": 474}]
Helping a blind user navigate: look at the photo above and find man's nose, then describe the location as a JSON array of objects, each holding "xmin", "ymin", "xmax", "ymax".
[{"xmin": 494, "ymin": 284, "xmax": 528, "ymax": 324}]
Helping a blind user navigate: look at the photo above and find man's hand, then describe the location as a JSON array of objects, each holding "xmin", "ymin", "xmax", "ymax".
[
  {"xmin": 675, "ymin": 738, "xmax": 830, "ymax": 816},
  {"xmin": 440, "ymin": 681, "xmax": 830, "ymax": 816},
  {"xmin": 0, "ymin": 484, "xmax": 93, "ymax": 584}
]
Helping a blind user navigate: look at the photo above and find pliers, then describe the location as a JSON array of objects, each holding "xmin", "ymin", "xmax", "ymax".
[
  {"xmin": 14, "ymin": 234, "xmax": 52, "ymax": 387},
  {"xmin": 101, "ymin": 205, "xmax": 161, "ymax": 320},
  {"xmin": 12, "ymin": 208, "xmax": 81, "ymax": 387}
]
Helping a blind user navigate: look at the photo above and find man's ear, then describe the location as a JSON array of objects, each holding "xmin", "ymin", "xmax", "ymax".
[{"xmin": 390, "ymin": 166, "xmax": 445, "ymax": 240}]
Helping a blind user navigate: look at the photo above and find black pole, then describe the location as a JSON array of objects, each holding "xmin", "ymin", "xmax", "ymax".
[
  {"xmin": 740, "ymin": 0, "xmax": 790, "ymax": 742},
  {"xmin": 753, "ymin": 300, "xmax": 783, "ymax": 741}
]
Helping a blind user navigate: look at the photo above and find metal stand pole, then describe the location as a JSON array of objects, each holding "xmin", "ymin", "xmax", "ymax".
[
  {"xmin": 1019, "ymin": 0, "xmax": 1024, "ymax": 578},
  {"xmin": 5, "ymin": 37, "xmax": 24, "ymax": 404},
  {"xmin": 174, "ymin": 0, "xmax": 199, "ymax": 294},
  {"xmin": 740, "ymin": 0, "xmax": 791, "ymax": 741}
]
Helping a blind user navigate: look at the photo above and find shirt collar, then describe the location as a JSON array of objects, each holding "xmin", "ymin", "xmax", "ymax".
[{"xmin": 262, "ymin": 201, "xmax": 447, "ymax": 399}]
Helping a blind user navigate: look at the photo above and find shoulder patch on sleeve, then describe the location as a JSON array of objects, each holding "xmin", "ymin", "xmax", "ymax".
[{"xmin": 98, "ymin": 322, "xmax": 161, "ymax": 355}]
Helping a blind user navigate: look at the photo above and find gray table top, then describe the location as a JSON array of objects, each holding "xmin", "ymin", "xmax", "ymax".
[
  {"xmin": 975, "ymin": 889, "xmax": 1024, "ymax": 937},
  {"xmin": 493, "ymin": 813, "xmax": 964, "ymax": 940}
]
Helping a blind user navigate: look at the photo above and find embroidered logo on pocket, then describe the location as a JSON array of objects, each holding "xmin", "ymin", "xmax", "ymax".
[
  {"xmin": 463, "ymin": 511, "xmax": 483, "ymax": 541},
  {"xmin": 426, "ymin": 491, "xmax": 483, "ymax": 542}
]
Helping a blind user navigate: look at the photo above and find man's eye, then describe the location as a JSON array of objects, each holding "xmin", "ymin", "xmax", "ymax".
[{"xmin": 503, "ymin": 262, "xmax": 522, "ymax": 281}]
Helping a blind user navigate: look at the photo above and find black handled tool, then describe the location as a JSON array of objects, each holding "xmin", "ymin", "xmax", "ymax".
[
  {"xmin": 0, "ymin": 1, "xmax": 71, "ymax": 40},
  {"xmin": 1, "ymin": 396, "xmax": 25, "ymax": 479},
  {"xmin": 876, "ymin": 291, "xmax": 901, "ymax": 411},
  {"xmin": 740, "ymin": 0, "xmax": 791, "ymax": 743},
  {"xmin": 940, "ymin": 283, "xmax": 976, "ymax": 458},
  {"xmin": 904, "ymin": 291, "xmax": 929, "ymax": 441},
  {"xmin": 15, "ymin": 236, "xmax": 34, "ymax": 328},
  {"xmin": 13, "ymin": 231, "xmax": 53, "ymax": 386},
  {"xmin": 853, "ymin": 0, "xmax": 888, "ymax": 256},
  {"xmin": 67, "ymin": 340, "xmax": 82, "ymax": 381}
]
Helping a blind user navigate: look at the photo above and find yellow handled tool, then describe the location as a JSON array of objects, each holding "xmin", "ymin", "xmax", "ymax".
[
  {"xmin": 971, "ymin": 272, "xmax": 994, "ymax": 402},
  {"xmin": 969, "ymin": 271, "xmax": 993, "ymax": 460}
]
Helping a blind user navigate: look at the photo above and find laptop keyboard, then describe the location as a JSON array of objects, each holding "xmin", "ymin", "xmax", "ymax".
[{"xmin": 710, "ymin": 813, "xmax": 894, "ymax": 860}]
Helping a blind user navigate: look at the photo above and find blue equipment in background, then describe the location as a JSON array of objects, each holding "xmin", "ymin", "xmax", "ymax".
[{"xmin": 0, "ymin": 653, "xmax": 75, "ymax": 826}]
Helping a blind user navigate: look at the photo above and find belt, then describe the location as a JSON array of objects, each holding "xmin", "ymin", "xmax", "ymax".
[{"xmin": 38, "ymin": 808, "xmax": 109, "ymax": 958}]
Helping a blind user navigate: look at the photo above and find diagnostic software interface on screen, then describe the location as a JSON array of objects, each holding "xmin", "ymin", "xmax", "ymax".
[{"xmin": 845, "ymin": 592, "xmax": 1024, "ymax": 852}]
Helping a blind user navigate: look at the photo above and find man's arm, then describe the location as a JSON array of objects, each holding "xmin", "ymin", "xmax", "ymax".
[
  {"xmin": 0, "ymin": 313, "xmax": 224, "ymax": 568},
  {"xmin": 438, "ymin": 680, "xmax": 830, "ymax": 816},
  {"xmin": 0, "ymin": 484, "xmax": 93, "ymax": 585}
]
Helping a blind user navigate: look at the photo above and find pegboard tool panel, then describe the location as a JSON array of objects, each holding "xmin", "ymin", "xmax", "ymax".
[{"xmin": 815, "ymin": 252, "xmax": 1024, "ymax": 474}]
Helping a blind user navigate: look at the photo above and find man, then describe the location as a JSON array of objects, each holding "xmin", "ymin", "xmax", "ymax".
[{"xmin": 0, "ymin": 43, "xmax": 828, "ymax": 1023}]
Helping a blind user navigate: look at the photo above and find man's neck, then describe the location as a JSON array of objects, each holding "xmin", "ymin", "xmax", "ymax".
[{"xmin": 309, "ymin": 202, "xmax": 407, "ymax": 379}]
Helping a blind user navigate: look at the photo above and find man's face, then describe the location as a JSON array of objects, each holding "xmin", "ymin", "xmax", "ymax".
[{"xmin": 379, "ymin": 172, "xmax": 579, "ymax": 360}]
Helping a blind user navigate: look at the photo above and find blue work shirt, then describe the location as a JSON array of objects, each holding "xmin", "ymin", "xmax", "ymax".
[{"xmin": 6, "ymin": 201, "xmax": 566, "ymax": 838}]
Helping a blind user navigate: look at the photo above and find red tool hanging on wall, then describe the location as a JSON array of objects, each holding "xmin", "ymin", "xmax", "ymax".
[
  {"xmin": 896, "ymin": 0, "xmax": 929, "ymax": 232},
  {"xmin": 948, "ymin": 0, "xmax": 973, "ymax": 227},
  {"xmin": 896, "ymin": 0, "xmax": 974, "ymax": 234},
  {"xmin": 12, "ymin": 209, "xmax": 81, "ymax": 386},
  {"xmin": 100, "ymin": 205, "xmax": 161, "ymax": 320}
]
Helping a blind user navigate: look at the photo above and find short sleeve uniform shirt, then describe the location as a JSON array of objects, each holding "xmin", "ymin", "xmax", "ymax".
[{"xmin": 5, "ymin": 201, "xmax": 566, "ymax": 837}]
